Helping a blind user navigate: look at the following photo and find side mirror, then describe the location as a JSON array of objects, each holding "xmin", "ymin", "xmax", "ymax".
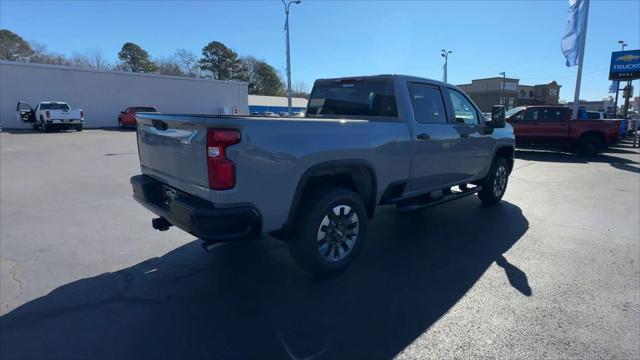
[
  {"xmin": 121, "ymin": 111, "xmax": 126, "ymax": 114},
  {"xmin": 488, "ymin": 105, "xmax": 506, "ymax": 128}
]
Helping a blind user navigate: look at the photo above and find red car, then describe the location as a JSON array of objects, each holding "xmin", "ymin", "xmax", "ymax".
[
  {"xmin": 505, "ymin": 105, "xmax": 620, "ymax": 156},
  {"xmin": 118, "ymin": 106, "xmax": 158, "ymax": 128}
]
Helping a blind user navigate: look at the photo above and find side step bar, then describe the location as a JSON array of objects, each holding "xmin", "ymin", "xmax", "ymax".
[{"xmin": 395, "ymin": 185, "xmax": 483, "ymax": 213}]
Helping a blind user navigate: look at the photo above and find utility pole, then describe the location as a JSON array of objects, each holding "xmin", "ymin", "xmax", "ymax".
[
  {"xmin": 282, "ymin": 0, "xmax": 301, "ymax": 115},
  {"xmin": 499, "ymin": 72, "xmax": 507, "ymax": 109},
  {"xmin": 613, "ymin": 40, "xmax": 627, "ymax": 116},
  {"xmin": 441, "ymin": 49, "xmax": 452, "ymax": 83}
]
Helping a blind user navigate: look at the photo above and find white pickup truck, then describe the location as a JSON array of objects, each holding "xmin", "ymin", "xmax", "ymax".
[{"xmin": 17, "ymin": 101, "xmax": 84, "ymax": 132}]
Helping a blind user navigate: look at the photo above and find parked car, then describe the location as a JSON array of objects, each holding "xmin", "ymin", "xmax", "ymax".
[
  {"xmin": 586, "ymin": 111, "xmax": 627, "ymax": 138},
  {"xmin": 17, "ymin": 101, "xmax": 84, "ymax": 132},
  {"xmin": 278, "ymin": 111, "xmax": 290, "ymax": 117},
  {"xmin": 505, "ymin": 105, "xmax": 620, "ymax": 156},
  {"xmin": 260, "ymin": 111, "xmax": 276, "ymax": 117},
  {"xmin": 292, "ymin": 111, "xmax": 305, "ymax": 117},
  {"xmin": 118, "ymin": 106, "xmax": 158, "ymax": 128},
  {"xmin": 130, "ymin": 74, "xmax": 515, "ymax": 274}
]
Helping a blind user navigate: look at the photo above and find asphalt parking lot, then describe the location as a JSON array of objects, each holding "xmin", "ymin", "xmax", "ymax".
[{"xmin": 1, "ymin": 129, "xmax": 639, "ymax": 359}]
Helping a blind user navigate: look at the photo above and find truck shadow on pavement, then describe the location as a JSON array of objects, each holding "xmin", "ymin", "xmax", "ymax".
[
  {"xmin": 516, "ymin": 148, "xmax": 640, "ymax": 174},
  {"xmin": 0, "ymin": 200, "xmax": 529, "ymax": 359}
]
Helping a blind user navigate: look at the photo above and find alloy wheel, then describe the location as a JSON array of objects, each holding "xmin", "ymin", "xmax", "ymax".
[
  {"xmin": 316, "ymin": 205, "xmax": 359, "ymax": 262},
  {"xmin": 493, "ymin": 165, "xmax": 508, "ymax": 197}
]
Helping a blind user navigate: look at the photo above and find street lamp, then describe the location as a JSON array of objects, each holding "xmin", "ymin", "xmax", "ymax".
[
  {"xmin": 618, "ymin": 40, "xmax": 628, "ymax": 51},
  {"xmin": 441, "ymin": 49, "xmax": 452, "ymax": 83},
  {"xmin": 613, "ymin": 40, "xmax": 628, "ymax": 115},
  {"xmin": 499, "ymin": 72, "xmax": 507, "ymax": 108},
  {"xmin": 282, "ymin": 0, "xmax": 302, "ymax": 115}
]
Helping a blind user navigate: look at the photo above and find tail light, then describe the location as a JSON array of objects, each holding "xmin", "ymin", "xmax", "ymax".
[
  {"xmin": 207, "ymin": 129, "xmax": 240, "ymax": 190},
  {"xmin": 80, "ymin": 111, "xmax": 84, "ymax": 119},
  {"xmin": 45, "ymin": 111, "xmax": 50, "ymax": 118}
]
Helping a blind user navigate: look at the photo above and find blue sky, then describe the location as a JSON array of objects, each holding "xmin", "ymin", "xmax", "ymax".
[{"xmin": 1, "ymin": 0, "xmax": 638, "ymax": 101}]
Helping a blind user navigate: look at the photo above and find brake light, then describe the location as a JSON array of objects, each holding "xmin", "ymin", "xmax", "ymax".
[
  {"xmin": 45, "ymin": 111, "xmax": 50, "ymax": 118},
  {"xmin": 207, "ymin": 129, "xmax": 240, "ymax": 190}
]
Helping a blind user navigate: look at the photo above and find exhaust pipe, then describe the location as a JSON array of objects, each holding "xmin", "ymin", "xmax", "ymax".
[{"xmin": 152, "ymin": 217, "xmax": 172, "ymax": 231}]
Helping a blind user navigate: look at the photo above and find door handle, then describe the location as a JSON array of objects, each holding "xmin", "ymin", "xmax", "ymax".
[{"xmin": 417, "ymin": 133, "xmax": 431, "ymax": 140}]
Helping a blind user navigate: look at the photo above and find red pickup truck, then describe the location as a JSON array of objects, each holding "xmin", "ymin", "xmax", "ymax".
[{"xmin": 505, "ymin": 106, "xmax": 620, "ymax": 156}]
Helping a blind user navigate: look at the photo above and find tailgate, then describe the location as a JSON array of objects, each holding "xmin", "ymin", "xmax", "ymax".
[
  {"xmin": 53, "ymin": 110, "xmax": 81, "ymax": 120},
  {"xmin": 136, "ymin": 114, "xmax": 211, "ymax": 201}
]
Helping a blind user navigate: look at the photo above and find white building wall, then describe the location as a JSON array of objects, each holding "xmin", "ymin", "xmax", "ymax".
[{"xmin": 0, "ymin": 61, "xmax": 249, "ymax": 129}]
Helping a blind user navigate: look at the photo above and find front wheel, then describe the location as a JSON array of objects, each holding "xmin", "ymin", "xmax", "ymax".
[
  {"xmin": 478, "ymin": 157, "xmax": 510, "ymax": 205},
  {"xmin": 289, "ymin": 187, "xmax": 367, "ymax": 275}
]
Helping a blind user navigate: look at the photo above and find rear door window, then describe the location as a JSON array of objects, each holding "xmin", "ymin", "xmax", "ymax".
[
  {"xmin": 543, "ymin": 109, "xmax": 564, "ymax": 121},
  {"xmin": 408, "ymin": 83, "xmax": 447, "ymax": 124},
  {"xmin": 307, "ymin": 78, "xmax": 397, "ymax": 118}
]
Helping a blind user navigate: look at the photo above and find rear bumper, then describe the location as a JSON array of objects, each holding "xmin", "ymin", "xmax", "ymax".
[{"xmin": 131, "ymin": 175, "xmax": 261, "ymax": 241}]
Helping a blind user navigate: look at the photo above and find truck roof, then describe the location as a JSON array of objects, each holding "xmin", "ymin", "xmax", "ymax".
[{"xmin": 313, "ymin": 74, "xmax": 453, "ymax": 88}]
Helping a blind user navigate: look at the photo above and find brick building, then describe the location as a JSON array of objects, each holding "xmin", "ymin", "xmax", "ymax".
[{"xmin": 457, "ymin": 77, "xmax": 561, "ymax": 112}]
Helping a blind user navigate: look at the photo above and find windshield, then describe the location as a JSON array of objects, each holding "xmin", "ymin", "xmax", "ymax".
[
  {"xmin": 40, "ymin": 103, "xmax": 70, "ymax": 110},
  {"xmin": 135, "ymin": 107, "xmax": 157, "ymax": 112},
  {"xmin": 505, "ymin": 106, "xmax": 525, "ymax": 118},
  {"xmin": 306, "ymin": 78, "xmax": 397, "ymax": 118}
]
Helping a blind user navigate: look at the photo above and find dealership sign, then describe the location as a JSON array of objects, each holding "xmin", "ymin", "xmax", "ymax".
[{"xmin": 609, "ymin": 50, "xmax": 640, "ymax": 80}]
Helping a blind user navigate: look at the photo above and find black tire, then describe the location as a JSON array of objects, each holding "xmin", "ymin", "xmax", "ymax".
[
  {"xmin": 289, "ymin": 187, "xmax": 367, "ymax": 275},
  {"xmin": 118, "ymin": 119, "xmax": 123, "ymax": 128},
  {"xmin": 577, "ymin": 134, "xmax": 602, "ymax": 156},
  {"xmin": 31, "ymin": 122, "xmax": 39, "ymax": 130},
  {"xmin": 478, "ymin": 156, "xmax": 510, "ymax": 205},
  {"xmin": 75, "ymin": 125, "xmax": 83, "ymax": 132}
]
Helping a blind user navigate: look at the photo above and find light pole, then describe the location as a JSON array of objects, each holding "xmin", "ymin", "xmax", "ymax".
[
  {"xmin": 441, "ymin": 49, "xmax": 452, "ymax": 83},
  {"xmin": 282, "ymin": 0, "xmax": 301, "ymax": 115},
  {"xmin": 499, "ymin": 72, "xmax": 507, "ymax": 108},
  {"xmin": 613, "ymin": 40, "xmax": 628, "ymax": 116}
]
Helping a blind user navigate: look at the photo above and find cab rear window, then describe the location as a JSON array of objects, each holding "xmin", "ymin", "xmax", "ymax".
[
  {"xmin": 307, "ymin": 79, "xmax": 397, "ymax": 118},
  {"xmin": 40, "ymin": 103, "xmax": 70, "ymax": 110}
]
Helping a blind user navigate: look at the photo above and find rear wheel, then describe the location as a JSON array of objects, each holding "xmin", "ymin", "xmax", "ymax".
[
  {"xmin": 578, "ymin": 134, "xmax": 602, "ymax": 156},
  {"xmin": 75, "ymin": 125, "xmax": 83, "ymax": 132},
  {"xmin": 118, "ymin": 119, "xmax": 123, "ymax": 128},
  {"xmin": 289, "ymin": 187, "xmax": 367, "ymax": 275},
  {"xmin": 478, "ymin": 157, "xmax": 510, "ymax": 205}
]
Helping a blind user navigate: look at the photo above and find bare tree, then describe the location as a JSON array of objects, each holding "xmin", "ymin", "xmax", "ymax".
[
  {"xmin": 175, "ymin": 48, "xmax": 201, "ymax": 78},
  {"xmin": 155, "ymin": 56, "xmax": 186, "ymax": 76},
  {"xmin": 29, "ymin": 42, "xmax": 71, "ymax": 66},
  {"xmin": 70, "ymin": 50, "xmax": 110, "ymax": 70},
  {"xmin": 292, "ymin": 80, "xmax": 310, "ymax": 98}
]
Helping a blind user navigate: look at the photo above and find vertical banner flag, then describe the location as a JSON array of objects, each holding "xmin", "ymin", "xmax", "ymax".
[{"xmin": 561, "ymin": 0, "xmax": 588, "ymax": 67}]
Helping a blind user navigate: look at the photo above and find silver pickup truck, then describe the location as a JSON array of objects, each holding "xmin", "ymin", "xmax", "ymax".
[{"xmin": 131, "ymin": 75, "xmax": 515, "ymax": 274}]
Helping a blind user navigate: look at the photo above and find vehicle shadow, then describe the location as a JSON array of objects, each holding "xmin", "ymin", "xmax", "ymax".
[
  {"xmin": 516, "ymin": 149, "xmax": 639, "ymax": 174},
  {"xmin": 0, "ymin": 200, "xmax": 529, "ymax": 359}
]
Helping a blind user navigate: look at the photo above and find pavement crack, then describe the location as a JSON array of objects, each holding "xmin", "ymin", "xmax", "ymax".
[{"xmin": 4, "ymin": 257, "xmax": 24, "ymax": 309}]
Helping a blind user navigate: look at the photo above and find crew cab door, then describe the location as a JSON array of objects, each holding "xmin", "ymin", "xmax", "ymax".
[
  {"xmin": 404, "ymin": 83, "xmax": 468, "ymax": 194},
  {"xmin": 443, "ymin": 88, "xmax": 493, "ymax": 180},
  {"xmin": 524, "ymin": 107, "xmax": 571, "ymax": 145},
  {"xmin": 16, "ymin": 102, "xmax": 35, "ymax": 122}
]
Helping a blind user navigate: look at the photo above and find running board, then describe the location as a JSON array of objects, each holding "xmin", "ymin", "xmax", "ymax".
[{"xmin": 395, "ymin": 186, "xmax": 483, "ymax": 213}]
